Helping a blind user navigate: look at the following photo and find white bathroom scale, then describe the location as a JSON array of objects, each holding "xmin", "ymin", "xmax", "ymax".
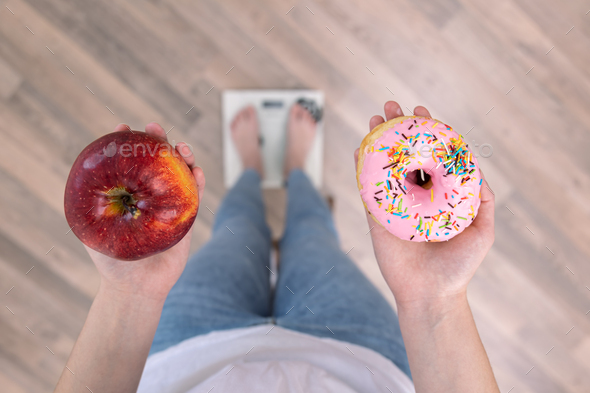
[{"xmin": 222, "ymin": 90, "xmax": 324, "ymax": 189}]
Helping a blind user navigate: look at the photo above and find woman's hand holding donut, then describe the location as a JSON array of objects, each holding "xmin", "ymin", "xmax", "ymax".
[
  {"xmin": 355, "ymin": 101, "xmax": 496, "ymax": 312},
  {"xmin": 356, "ymin": 102, "xmax": 500, "ymax": 392}
]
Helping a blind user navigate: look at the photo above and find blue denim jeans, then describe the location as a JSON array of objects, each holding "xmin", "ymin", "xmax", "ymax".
[{"xmin": 150, "ymin": 169, "xmax": 411, "ymax": 378}]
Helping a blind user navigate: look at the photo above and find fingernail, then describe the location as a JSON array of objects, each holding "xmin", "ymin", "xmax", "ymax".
[{"xmin": 396, "ymin": 107, "xmax": 402, "ymax": 116}]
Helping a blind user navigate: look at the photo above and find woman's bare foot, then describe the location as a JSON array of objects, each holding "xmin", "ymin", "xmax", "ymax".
[
  {"xmin": 284, "ymin": 104, "xmax": 317, "ymax": 177},
  {"xmin": 231, "ymin": 106, "xmax": 264, "ymax": 176}
]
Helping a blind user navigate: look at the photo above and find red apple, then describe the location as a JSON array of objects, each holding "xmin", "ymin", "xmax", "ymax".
[{"xmin": 64, "ymin": 131, "xmax": 199, "ymax": 261}]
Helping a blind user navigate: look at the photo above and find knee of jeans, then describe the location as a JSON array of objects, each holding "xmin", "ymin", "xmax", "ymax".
[
  {"xmin": 215, "ymin": 214, "xmax": 270, "ymax": 239},
  {"xmin": 282, "ymin": 217, "xmax": 338, "ymax": 243}
]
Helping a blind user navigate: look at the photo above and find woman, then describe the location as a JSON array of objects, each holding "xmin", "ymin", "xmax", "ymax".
[{"xmin": 55, "ymin": 101, "xmax": 499, "ymax": 393}]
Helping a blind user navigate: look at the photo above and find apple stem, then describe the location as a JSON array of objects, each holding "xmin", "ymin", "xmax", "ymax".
[{"xmin": 121, "ymin": 195, "xmax": 139, "ymax": 217}]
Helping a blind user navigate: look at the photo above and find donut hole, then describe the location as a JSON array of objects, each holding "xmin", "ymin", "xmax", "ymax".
[{"xmin": 406, "ymin": 169, "xmax": 433, "ymax": 190}]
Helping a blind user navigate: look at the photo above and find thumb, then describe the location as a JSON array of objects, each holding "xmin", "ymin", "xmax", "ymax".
[{"xmin": 354, "ymin": 148, "xmax": 392, "ymax": 240}]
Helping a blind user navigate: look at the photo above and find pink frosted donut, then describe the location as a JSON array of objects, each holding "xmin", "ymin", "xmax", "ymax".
[{"xmin": 356, "ymin": 116, "xmax": 482, "ymax": 242}]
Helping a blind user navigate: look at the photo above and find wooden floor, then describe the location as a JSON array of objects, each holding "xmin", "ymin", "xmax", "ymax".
[{"xmin": 1, "ymin": 0, "xmax": 589, "ymax": 391}]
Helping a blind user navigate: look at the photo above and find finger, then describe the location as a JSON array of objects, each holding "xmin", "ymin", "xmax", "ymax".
[
  {"xmin": 384, "ymin": 101, "xmax": 403, "ymax": 120},
  {"xmin": 369, "ymin": 115, "xmax": 385, "ymax": 131},
  {"xmin": 470, "ymin": 170, "xmax": 495, "ymax": 243},
  {"xmin": 479, "ymin": 170, "xmax": 494, "ymax": 204},
  {"xmin": 145, "ymin": 122, "xmax": 167, "ymax": 141},
  {"xmin": 113, "ymin": 123, "xmax": 131, "ymax": 132},
  {"xmin": 362, "ymin": 203, "xmax": 406, "ymax": 259},
  {"xmin": 413, "ymin": 106, "xmax": 431, "ymax": 117},
  {"xmin": 192, "ymin": 166, "xmax": 206, "ymax": 202},
  {"xmin": 354, "ymin": 147, "xmax": 400, "ymax": 245},
  {"xmin": 478, "ymin": 169, "xmax": 492, "ymax": 197},
  {"xmin": 176, "ymin": 142, "xmax": 195, "ymax": 168}
]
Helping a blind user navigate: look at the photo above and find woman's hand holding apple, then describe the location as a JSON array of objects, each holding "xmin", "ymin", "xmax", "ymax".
[{"xmin": 85, "ymin": 122, "xmax": 206, "ymax": 303}]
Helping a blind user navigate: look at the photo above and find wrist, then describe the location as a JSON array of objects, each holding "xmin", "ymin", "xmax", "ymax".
[
  {"xmin": 97, "ymin": 281, "xmax": 167, "ymax": 312},
  {"xmin": 396, "ymin": 291, "xmax": 469, "ymax": 323}
]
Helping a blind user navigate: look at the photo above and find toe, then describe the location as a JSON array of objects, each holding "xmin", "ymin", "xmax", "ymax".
[
  {"xmin": 247, "ymin": 106, "xmax": 258, "ymax": 122},
  {"xmin": 291, "ymin": 104, "xmax": 305, "ymax": 120},
  {"xmin": 231, "ymin": 108, "xmax": 246, "ymax": 129},
  {"xmin": 301, "ymin": 106, "xmax": 315, "ymax": 124}
]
